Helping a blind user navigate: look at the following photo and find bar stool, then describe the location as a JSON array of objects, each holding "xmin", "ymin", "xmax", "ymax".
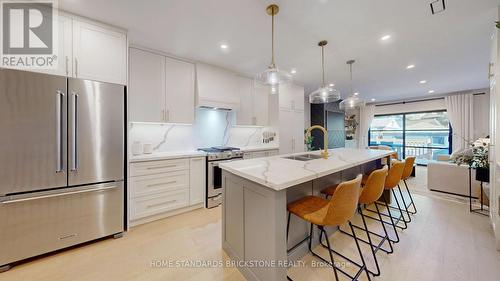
[
  {"xmin": 364, "ymin": 160, "xmax": 407, "ymax": 237},
  {"xmin": 286, "ymin": 175, "xmax": 370, "ymax": 281},
  {"xmin": 321, "ymin": 166, "xmax": 391, "ymax": 277},
  {"xmin": 400, "ymin": 156, "xmax": 417, "ymax": 214}
]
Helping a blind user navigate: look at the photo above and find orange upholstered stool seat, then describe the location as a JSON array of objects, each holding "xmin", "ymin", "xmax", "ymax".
[{"xmin": 286, "ymin": 175, "xmax": 371, "ymax": 281}]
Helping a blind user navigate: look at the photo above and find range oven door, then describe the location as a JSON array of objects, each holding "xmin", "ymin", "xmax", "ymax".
[{"xmin": 207, "ymin": 158, "xmax": 242, "ymax": 206}]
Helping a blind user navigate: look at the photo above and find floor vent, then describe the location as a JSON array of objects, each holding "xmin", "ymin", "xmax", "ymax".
[{"xmin": 430, "ymin": 0, "xmax": 446, "ymax": 15}]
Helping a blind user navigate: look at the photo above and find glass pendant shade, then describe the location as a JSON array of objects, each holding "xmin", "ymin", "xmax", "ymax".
[
  {"xmin": 255, "ymin": 67, "xmax": 292, "ymax": 89},
  {"xmin": 255, "ymin": 4, "xmax": 291, "ymax": 93},
  {"xmin": 308, "ymin": 40, "xmax": 340, "ymax": 104},
  {"xmin": 339, "ymin": 59, "xmax": 365, "ymax": 110},
  {"xmin": 309, "ymin": 86, "xmax": 341, "ymax": 104},
  {"xmin": 339, "ymin": 95, "xmax": 366, "ymax": 110}
]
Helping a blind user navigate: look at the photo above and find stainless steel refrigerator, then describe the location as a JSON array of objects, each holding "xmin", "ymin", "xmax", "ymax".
[{"xmin": 0, "ymin": 68, "xmax": 125, "ymax": 270}]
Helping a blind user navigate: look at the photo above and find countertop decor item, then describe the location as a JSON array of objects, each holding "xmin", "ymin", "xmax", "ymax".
[
  {"xmin": 254, "ymin": 4, "xmax": 291, "ymax": 95},
  {"xmin": 132, "ymin": 141, "xmax": 143, "ymax": 156},
  {"xmin": 309, "ymin": 40, "xmax": 340, "ymax": 104},
  {"xmin": 143, "ymin": 143, "xmax": 153, "ymax": 154},
  {"xmin": 339, "ymin": 60, "xmax": 366, "ymax": 110}
]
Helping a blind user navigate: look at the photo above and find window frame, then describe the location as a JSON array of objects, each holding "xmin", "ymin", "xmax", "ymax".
[{"xmin": 368, "ymin": 109, "xmax": 453, "ymax": 165}]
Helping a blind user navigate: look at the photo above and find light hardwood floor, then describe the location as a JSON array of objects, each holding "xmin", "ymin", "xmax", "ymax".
[{"xmin": 1, "ymin": 172, "xmax": 499, "ymax": 281}]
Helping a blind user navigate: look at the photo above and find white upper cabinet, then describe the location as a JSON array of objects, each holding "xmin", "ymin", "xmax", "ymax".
[
  {"xmin": 165, "ymin": 57, "xmax": 195, "ymax": 124},
  {"xmin": 196, "ymin": 63, "xmax": 240, "ymax": 110},
  {"xmin": 253, "ymin": 86, "xmax": 269, "ymax": 126},
  {"xmin": 279, "ymin": 83, "xmax": 305, "ymax": 111},
  {"xmin": 236, "ymin": 76, "xmax": 254, "ymax": 125},
  {"xmin": 129, "ymin": 48, "xmax": 195, "ymax": 124},
  {"xmin": 129, "ymin": 48, "xmax": 165, "ymax": 123},
  {"xmin": 236, "ymin": 77, "xmax": 269, "ymax": 126},
  {"xmin": 72, "ymin": 19, "xmax": 127, "ymax": 85},
  {"xmin": 32, "ymin": 14, "xmax": 73, "ymax": 77}
]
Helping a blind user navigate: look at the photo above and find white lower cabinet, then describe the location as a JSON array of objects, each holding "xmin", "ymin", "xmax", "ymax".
[
  {"xmin": 243, "ymin": 149, "xmax": 279, "ymax": 159},
  {"xmin": 129, "ymin": 156, "xmax": 206, "ymax": 226},
  {"xmin": 189, "ymin": 157, "xmax": 206, "ymax": 205}
]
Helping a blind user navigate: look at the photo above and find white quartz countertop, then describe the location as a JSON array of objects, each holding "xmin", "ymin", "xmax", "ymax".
[
  {"xmin": 129, "ymin": 150, "xmax": 206, "ymax": 163},
  {"xmin": 219, "ymin": 148, "xmax": 393, "ymax": 190}
]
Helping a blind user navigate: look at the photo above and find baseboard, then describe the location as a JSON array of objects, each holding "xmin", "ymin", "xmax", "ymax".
[{"xmin": 129, "ymin": 203, "xmax": 204, "ymax": 227}]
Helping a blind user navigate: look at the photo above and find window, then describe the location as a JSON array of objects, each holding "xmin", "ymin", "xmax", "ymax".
[{"xmin": 369, "ymin": 111, "xmax": 451, "ymax": 165}]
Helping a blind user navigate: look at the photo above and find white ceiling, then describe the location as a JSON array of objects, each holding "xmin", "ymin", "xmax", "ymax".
[{"xmin": 60, "ymin": 0, "xmax": 500, "ymax": 102}]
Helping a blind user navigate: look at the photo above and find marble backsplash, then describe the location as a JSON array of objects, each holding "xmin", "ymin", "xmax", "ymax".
[{"xmin": 129, "ymin": 108, "xmax": 278, "ymax": 154}]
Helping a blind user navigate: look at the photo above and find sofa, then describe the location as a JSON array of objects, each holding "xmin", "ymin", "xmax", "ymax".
[{"xmin": 427, "ymin": 158, "xmax": 479, "ymax": 197}]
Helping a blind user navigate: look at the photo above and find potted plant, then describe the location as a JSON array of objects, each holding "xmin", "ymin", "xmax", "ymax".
[
  {"xmin": 345, "ymin": 114, "xmax": 358, "ymax": 140},
  {"xmin": 472, "ymin": 138, "xmax": 490, "ymax": 182},
  {"xmin": 304, "ymin": 129, "xmax": 314, "ymax": 151},
  {"xmin": 450, "ymin": 137, "xmax": 490, "ymax": 182}
]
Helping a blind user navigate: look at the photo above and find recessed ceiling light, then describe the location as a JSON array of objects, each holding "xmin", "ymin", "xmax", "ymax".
[
  {"xmin": 353, "ymin": 92, "xmax": 359, "ymax": 96},
  {"xmin": 428, "ymin": 90, "xmax": 435, "ymax": 94},
  {"xmin": 220, "ymin": 44, "xmax": 228, "ymax": 50},
  {"xmin": 329, "ymin": 83, "xmax": 334, "ymax": 87},
  {"xmin": 371, "ymin": 98, "xmax": 376, "ymax": 102},
  {"xmin": 406, "ymin": 64, "xmax": 415, "ymax": 69},
  {"xmin": 381, "ymin": 35, "xmax": 391, "ymax": 41},
  {"xmin": 290, "ymin": 69, "xmax": 297, "ymax": 74},
  {"xmin": 419, "ymin": 80, "xmax": 427, "ymax": 84}
]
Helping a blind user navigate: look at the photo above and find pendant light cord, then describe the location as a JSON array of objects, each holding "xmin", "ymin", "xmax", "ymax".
[
  {"xmin": 321, "ymin": 45, "xmax": 325, "ymax": 87},
  {"xmin": 349, "ymin": 63, "xmax": 353, "ymax": 95},
  {"xmin": 270, "ymin": 13, "xmax": 275, "ymax": 68}
]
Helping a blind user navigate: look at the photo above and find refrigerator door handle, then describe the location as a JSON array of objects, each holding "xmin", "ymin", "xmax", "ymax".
[
  {"xmin": 71, "ymin": 92, "xmax": 79, "ymax": 171},
  {"xmin": 0, "ymin": 183, "xmax": 118, "ymax": 204},
  {"xmin": 56, "ymin": 90, "xmax": 65, "ymax": 173}
]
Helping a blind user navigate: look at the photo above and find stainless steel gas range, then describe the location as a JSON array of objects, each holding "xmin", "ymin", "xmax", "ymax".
[{"xmin": 198, "ymin": 147, "xmax": 243, "ymax": 208}]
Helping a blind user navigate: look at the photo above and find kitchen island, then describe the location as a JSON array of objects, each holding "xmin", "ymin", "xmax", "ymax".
[{"xmin": 219, "ymin": 148, "xmax": 393, "ymax": 281}]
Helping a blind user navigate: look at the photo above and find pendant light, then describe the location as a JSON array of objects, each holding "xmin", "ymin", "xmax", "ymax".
[
  {"xmin": 339, "ymin": 60, "xmax": 365, "ymax": 110},
  {"xmin": 309, "ymin": 40, "xmax": 340, "ymax": 104},
  {"xmin": 254, "ymin": 4, "xmax": 291, "ymax": 94}
]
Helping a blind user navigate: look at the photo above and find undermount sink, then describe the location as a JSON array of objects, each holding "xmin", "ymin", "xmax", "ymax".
[{"xmin": 282, "ymin": 153, "xmax": 324, "ymax": 161}]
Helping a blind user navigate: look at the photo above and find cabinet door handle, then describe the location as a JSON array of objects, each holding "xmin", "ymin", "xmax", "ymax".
[
  {"xmin": 65, "ymin": 56, "xmax": 69, "ymax": 76},
  {"xmin": 166, "ymin": 110, "xmax": 170, "ymax": 122},
  {"xmin": 146, "ymin": 165, "xmax": 178, "ymax": 170},
  {"xmin": 489, "ymin": 62, "xmax": 494, "ymax": 79},
  {"xmin": 74, "ymin": 58, "xmax": 78, "ymax": 77},
  {"xmin": 147, "ymin": 200, "xmax": 177, "ymax": 209},
  {"xmin": 147, "ymin": 181, "xmax": 177, "ymax": 187},
  {"xmin": 161, "ymin": 109, "xmax": 165, "ymax": 121}
]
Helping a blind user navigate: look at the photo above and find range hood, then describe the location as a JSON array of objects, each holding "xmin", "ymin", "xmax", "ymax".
[{"xmin": 196, "ymin": 63, "xmax": 241, "ymax": 110}]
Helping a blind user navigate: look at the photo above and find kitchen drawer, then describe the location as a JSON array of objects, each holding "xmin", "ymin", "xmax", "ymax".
[
  {"xmin": 130, "ymin": 189, "xmax": 189, "ymax": 220},
  {"xmin": 130, "ymin": 170, "xmax": 189, "ymax": 198},
  {"xmin": 130, "ymin": 158, "xmax": 189, "ymax": 177},
  {"xmin": 0, "ymin": 182, "xmax": 123, "ymax": 266}
]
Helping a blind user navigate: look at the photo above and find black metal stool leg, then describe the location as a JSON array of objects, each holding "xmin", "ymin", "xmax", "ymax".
[
  {"xmin": 403, "ymin": 180, "xmax": 417, "ymax": 214},
  {"xmin": 358, "ymin": 206, "xmax": 381, "ymax": 276},
  {"xmin": 349, "ymin": 222, "xmax": 372, "ymax": 281},
  {"xmin": 397, "ymin": 184, "xmax": 412, "ymax": 223},
  {"xmin": 391, "ymin": 189, "xmax": 408, "ymax": 229},
  {"xmin": 318, "ymin": 226, "xmax": 340, "ymax": 281},
  {"xmin": 381, "ymin": 195, "xmax": 400, "ymax": 243},
  {"xmin": 374, "ymin": 202, "xmax": 394, "ymax": 253}
]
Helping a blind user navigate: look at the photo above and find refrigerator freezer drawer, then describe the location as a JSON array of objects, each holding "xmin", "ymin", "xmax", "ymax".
[{"xmin": 0, "ymin": 182, "xmax": 124, "ymax": 266}]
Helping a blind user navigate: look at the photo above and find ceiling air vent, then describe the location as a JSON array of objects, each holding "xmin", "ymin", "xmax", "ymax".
[{"xmin": 430, "ymin": 0, "xmax": 446, "ymax": 15}]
